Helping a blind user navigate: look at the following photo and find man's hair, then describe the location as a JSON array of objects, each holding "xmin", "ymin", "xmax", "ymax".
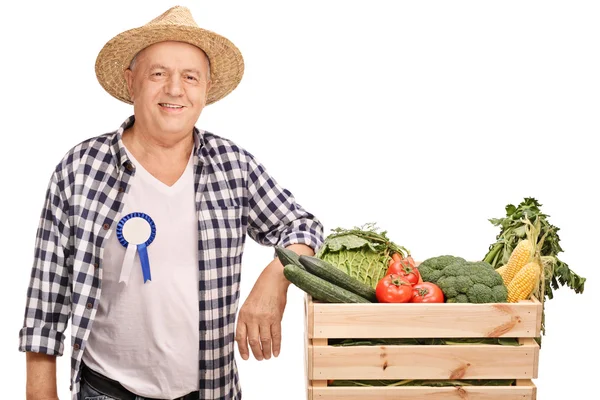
[{"xmin": 129, "ymin": 47, "xmax": 212, "ymax": 81}]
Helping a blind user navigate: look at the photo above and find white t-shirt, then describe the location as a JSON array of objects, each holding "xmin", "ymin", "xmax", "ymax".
[{"xmin": 82, "ymin": 147, "xmax": 200, "ymax": 399}]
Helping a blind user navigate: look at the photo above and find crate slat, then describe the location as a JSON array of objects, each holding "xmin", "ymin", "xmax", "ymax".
[
  {"xmin": 311, "ymin": 343, "xmax": 539, "ymax": 380},
  {"xmin": 312, "ymin": 300, "xmax": 542, "ymax": 338},
  {"xmin": 312, "ymin": 384, "xmax": 536, "ymax": 400}
]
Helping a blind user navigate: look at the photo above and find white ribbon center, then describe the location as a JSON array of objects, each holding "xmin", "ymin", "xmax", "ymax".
[{"xmin": 122, "ymin": 217, "xmax": 151, "ymax": 245}]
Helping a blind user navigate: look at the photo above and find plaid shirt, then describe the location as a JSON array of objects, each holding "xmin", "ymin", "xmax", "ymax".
[{"xmin": 18, "ymin": 115, "xmax": 324, "ymax": 400}]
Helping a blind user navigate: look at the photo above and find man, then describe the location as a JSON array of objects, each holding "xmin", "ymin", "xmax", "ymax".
[{"xmin": 19, "ymin": 6, "xmax": 324, "ymax": 400}]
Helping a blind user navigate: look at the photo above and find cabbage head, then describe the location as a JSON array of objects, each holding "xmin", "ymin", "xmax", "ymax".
[{"xmin": 316, "ymin": 223, "xmax": 409, "ymax": 288}]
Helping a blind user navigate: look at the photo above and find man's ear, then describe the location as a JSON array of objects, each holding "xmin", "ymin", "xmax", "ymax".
[
  {"xmin": 205, "ymin": 80, "xmax": 212, "ymax": 98},
  {"xmin": 124, "ymin": 68, "xmax": 135, "ymax": 102}
]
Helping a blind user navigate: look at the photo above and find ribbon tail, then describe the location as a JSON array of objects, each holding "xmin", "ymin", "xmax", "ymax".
[
  {"xmin": 138, "ymin": 243, "xmax": 152, "ymax": 283},
  {"xmin": 119, "ymin": 244, "xmax": 137, "ymax": 284}
]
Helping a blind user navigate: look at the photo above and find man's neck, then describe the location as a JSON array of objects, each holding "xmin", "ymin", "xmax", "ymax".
[{"xmin": 122, "ymin": 124, "xmax": 194, "ymax": 165}]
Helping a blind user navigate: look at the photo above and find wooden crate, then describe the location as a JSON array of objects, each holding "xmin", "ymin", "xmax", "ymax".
[{"xmin": 304, "ymin": 294, "xmax": 543, "ymax": 400}]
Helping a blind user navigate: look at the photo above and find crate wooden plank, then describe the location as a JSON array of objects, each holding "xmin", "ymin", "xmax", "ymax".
[
  {"xmin": 311, "ymin": 343, "xmax": 538, "ymax": 380},
  {"xmin": 311, "ymin": 300, "xmax": 542, "ymax": 338},
  {"xmin": 305, "ymin": 295, "xmax": 312, "ymax": 400},
  {"xmin": 306, "ymin": 294, "xmax": 327, "ymax": 397},
  {"xmin": 517, "ymin": 379, "xmax": 537, "ymax": 400},
  {"xmin": 312, "ymin": 339, "xmax": 328, "ymax": 386},
  {"xmin": 311, "ymin": 384, "xmax": 536, "ymax": 400},
  {"xmin": 519, "ymin": 338, "xmax": 540, "ymax": 378}
]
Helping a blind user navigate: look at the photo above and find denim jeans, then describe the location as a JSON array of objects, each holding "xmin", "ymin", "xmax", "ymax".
[
  {"xmin": 80, "ymin": 378, "xmax": 144, "ymax": 400},
  {"xmin": 79, "ymin": 366, "xmax": 200, "ymax": 400},
  {"xmin": 81, "ymin": 378, "xmax": 123, "ymax": 400}
]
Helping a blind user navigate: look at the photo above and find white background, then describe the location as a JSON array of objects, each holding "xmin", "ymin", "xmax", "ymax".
[{"xmin": 1, "ymin": 1, "xmax": 598, "ymax": 398}]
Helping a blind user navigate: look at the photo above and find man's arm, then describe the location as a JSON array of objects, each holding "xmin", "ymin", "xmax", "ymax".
[
  {"xmin": 26, "ymin": 353, "xmax": 59, "ymax": 400},
  {"xmin": 235, "ymin": 243, "xmax": 314, "ymax": 361},
  {"xmin": 242, "ymin": 150, "xmax": 324, "ymax": 253},
  {"xmin": 20, "ymin": 171, "xmax": 72, "ymax": 399},
  {"xmin": 235, "ymin": 151, "xmax": 324, "ymax": 361}
]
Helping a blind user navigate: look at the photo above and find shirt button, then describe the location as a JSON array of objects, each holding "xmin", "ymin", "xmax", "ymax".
[
  {"xmin": 94, "ymin": 262, "xmax": 99, "ymax": 268},
  {"xmin": 69, "ymin": 384, "xmax": 73, "ymax": 391},
  {"xmin": 73, "ymin": 343, "xmax": 80, "ymax": 350},
  {"xmin": 118, "ymin": 186, "xmax": 125, "ymax": 193},
  {"xmin": 102, "ymin": 223, "xmax": 110, "ymax": 230},
  {"xmin": 86, "ymin": 302, "xmax": 93, "ymax": 309},
  {"xmin": 126, "ymin": 162, "xmax": 135, "ymax": 172}
]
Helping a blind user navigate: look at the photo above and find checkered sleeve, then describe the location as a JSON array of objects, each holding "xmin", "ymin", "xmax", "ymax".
[
  {"xmin": 245, "ymin": 152, "xmax": 324, "ymax": 253},
  {"xmin": 19, "ymin": 171, "xmax": 72, "ymax": 357}
]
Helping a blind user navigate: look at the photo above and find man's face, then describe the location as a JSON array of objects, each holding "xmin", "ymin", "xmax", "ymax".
[{"xmin": 124, "ymin": 41, "xmax": 212, "ymax": 136}]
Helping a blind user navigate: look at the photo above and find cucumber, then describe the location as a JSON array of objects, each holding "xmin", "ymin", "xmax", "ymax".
[
  {"xmin": 275, "ymin": 246, "xmax": 303, "ymax": 269},
  {"xmin": 298, "ymin": 255, "xmax": 378, "ymax": 302},
  {"xmin": 283, "ymin": 264, "xmax": 371, "ymax": 303}
]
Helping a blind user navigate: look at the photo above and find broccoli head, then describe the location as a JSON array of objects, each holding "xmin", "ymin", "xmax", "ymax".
[
  {"xmin": 418, "ymin": 255, "xmax": 467, "ymax": 283},
  {"xmin": 437, "ymin": 261, "xmax": 507, "ymax": 303}
]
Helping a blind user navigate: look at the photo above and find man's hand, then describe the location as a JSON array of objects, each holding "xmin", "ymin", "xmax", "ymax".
[{"xmin": 235, "ymin": 244, "xmax": 314, "ymax": 361}]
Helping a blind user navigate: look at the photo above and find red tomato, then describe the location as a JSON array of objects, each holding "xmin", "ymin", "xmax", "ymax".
[
  {"xmin": 411, "ymin": 282, "xmax": 444, "ymax": 303},
  {"xmin": 386, "ymin": 259, "xmax": 421, "ymax": 286},
  {"xmin": 376, "ymin": 274, "xmax": 413, "ymax": 303}
]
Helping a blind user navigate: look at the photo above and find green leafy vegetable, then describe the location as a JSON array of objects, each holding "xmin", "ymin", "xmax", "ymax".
[
  {"xmin": 483, "ymin": 197, "xmax": 586, "ymax": 300},
  {"xmin": 316, "ymin": 223, "xmax": 409, "ymax": 288}
]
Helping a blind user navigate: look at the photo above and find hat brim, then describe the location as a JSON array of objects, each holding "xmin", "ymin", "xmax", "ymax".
[{"xmin": 95, "ymin": 25, "xmax": 244, "ymax": 105}]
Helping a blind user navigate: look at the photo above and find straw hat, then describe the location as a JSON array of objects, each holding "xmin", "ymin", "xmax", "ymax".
[{"xmin": 95, "ymin": 6, "xmax": 244, "ymax": 105}]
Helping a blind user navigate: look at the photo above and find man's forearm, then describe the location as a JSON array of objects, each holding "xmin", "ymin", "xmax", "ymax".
[{"xmin": 26, "ymin": 352, "xmax": 59, "ymax": 400}]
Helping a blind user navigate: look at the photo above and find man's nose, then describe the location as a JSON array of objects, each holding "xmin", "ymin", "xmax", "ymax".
[{"xmin": 165, "ymin": 75, "xmax": 184, "ymax": 97}]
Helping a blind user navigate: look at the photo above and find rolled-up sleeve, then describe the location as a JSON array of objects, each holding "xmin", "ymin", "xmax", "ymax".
[
  {"xmin": 19, "ymin": 171, "xmax": 71, "ymax": 357},
  {"xmin": 245, "ymin": 152, "xmax": 324, "ymax": 253}
]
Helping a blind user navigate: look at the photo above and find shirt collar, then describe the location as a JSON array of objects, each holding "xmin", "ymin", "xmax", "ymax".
[{"xmin": 110, "ymin": 115, "xmax": 205, "ymax": 170}]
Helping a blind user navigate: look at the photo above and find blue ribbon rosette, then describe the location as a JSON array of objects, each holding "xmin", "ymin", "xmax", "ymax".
[{"xmin": 116, "ymin": 212, "xmax": 156, "ymax": 284}]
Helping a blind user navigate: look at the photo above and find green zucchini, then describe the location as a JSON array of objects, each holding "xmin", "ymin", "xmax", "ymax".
[
  {"xmin": 275, "ymin": 246, "xmax": 303, "ymax": 269},
  {"xmin": 298, "ymin": 255, "xmax": 378, "ymax": 302},
  {"xmin": 283, "ymin": 264, "xmax": 371, "ymax": 303}
]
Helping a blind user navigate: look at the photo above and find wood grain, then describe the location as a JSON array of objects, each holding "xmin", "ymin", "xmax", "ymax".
[
  {"xmin": 311, "ymin": 300, "xmax": 541, "ymax": 338},
  {"xmin": 311, "ymin": 343, "xmax": 538, "ymax": 380},
  {"xmin": 311, "ymin": 385, "xmax": 536, "ymax": 400}
]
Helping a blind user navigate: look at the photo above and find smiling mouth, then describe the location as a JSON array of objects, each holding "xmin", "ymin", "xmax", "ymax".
[{"xmin": 159, "ymin": 103, "xmax": 184, "ymax": 109}]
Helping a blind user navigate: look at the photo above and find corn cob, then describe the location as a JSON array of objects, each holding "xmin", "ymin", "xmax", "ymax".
[
  {"xmin": 507, "ymin": 261, "xmax": 541, "ymax": 302},
  {"xmin": 501, "ymin": 239, "xmax": 532, "ymax": 285},
  {"xmin": 495, "ymin": 265, "xmax": 507, "ymax": 278}
]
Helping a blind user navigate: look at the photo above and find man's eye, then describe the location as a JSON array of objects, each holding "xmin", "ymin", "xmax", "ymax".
[
  {"xmin": 152, "ymin": 72, "xmax": 164, "ymax": 76},
  {"xmin": 186, "ymin": 75, "xmax": 198, "ymax": 81}
]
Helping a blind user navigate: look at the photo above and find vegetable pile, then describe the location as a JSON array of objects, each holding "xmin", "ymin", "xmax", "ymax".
[
  {"xmin": 280, "ymin": 198, "xmax": 586, "ymax": 308},
  {"xmin": 277, "ymin": 198, "xmax": 587, "ymax": 388},
  {"xmin": 279, "ymin": 227, "xmax": 445, "ymax": 305}
]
